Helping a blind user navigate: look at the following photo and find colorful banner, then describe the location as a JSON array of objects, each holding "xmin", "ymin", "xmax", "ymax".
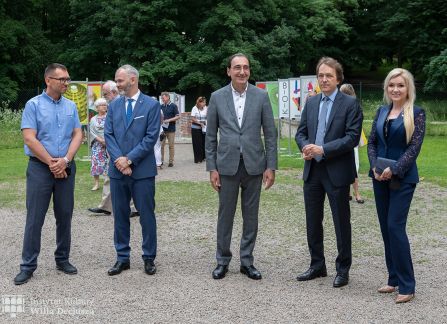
[
  {"xmin": 288, "ymin": 78, "xmax": 301, "ymax": 119},
  {"xmin": 300, "ymin": 75, "xmax": 319, "ymax": 107},
  {"xmin": 63, "ymin": 83, "xmax": 88, "ymax": 125},
  {"xmin": 87, "ymin": 83, "xmax": 102, "ymax": 121},
  {"xmin": 256, "ymin": 81, "xmax": 279, "ymax": 118},
  {"xmin": 63, "ymin": 82, "xmax": 103, "ymax": 125}
]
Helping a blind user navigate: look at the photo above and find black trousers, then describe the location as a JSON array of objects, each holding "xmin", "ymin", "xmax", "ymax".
[
  {"xmin": 303, "ymin": 160, "xmax": 352, "ymax": 274},
  {"xmin": 191, "ymin": 128, "xmax": 205, "ymax": 163}
]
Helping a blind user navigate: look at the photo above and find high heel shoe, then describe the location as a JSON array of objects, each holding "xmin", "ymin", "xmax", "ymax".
[
  {"xmin": 395, "ymin": 294, "xmax": 415, "ymax": 304},
  {"xmin": 378, "ymin": 285, "xmax": 397, "ymax": 293}
]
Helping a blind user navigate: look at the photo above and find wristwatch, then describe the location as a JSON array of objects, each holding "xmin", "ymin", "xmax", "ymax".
[
  {"xmin": 63, "ymin": 156, "xmax": 71, "ymax": 167},
  {"xmin": 127, "ymin": 158, "xmax": 132, "ymax": 166}
]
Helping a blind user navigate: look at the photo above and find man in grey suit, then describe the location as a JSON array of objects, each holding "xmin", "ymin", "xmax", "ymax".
[
  {"xmin": 206, "ymin": 53, "xmax": 277, "ymax": 280},
  {"xmin": 295, "ymin": 57, "xmax": 363, "ymax": 288}
]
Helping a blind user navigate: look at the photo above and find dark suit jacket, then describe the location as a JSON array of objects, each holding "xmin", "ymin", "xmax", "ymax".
[
  {"xmin": 367, "ymin": 105, "xmax": 425, "ymax": 183},
  {"xmin": 206, "ymin": 83, "xmax": 277, "ymax": 176},
  {"xmin": 295, "ymin": 91, "xmax": 363, "ymax": 187},
  {"xmin": 105, "ymin": 92, "xmax": 161, "ymax": 179}
]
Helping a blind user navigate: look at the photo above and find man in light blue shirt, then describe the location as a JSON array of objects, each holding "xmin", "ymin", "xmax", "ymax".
[{"xmin": 14, "ymin": 63, "xmax": 83, "ymax": 285}]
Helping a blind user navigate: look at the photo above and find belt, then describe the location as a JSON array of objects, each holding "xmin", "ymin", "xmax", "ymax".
[{"xmin": 29, "ymin": 156, "xmax": 46, "ymax": 165}]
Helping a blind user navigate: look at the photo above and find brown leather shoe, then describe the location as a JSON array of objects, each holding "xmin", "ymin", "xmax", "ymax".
[
  {"xmin": 378, "ymin": 285, "xmax": 397, "ymax": 293},
  {"xmin": 395, "ymin": 294, "xmax": 415, "ymax": 304}
]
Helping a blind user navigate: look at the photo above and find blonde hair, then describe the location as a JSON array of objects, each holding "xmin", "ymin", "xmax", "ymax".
[
  {"xmin": 383, "ymin": 68, "xmax": 416, "ymax": 144},
  {"xmin": 340, "ymin": 83, "xmax": 356, "ymax": 97}
]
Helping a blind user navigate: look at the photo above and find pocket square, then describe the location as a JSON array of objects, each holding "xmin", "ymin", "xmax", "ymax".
[
  {"xmin": 375, "ymin": 157, "xmax": 396, "ymax": 175},
  {"xmin": 134, "ymin": 115, "xmax": 144, "ymax": 120}
]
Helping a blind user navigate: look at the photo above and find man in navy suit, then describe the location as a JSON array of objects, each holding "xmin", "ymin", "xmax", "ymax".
[
  {"xmin": 295, "ymin": 57, "xmax": 363, "ymax": 287},
  {"xmin": 105, "ymin": 64, "xmax": 160, "ymax": 276}
]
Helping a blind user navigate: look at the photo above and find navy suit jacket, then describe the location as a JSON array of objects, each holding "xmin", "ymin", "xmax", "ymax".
[
  {"xmin": 105, "ymin": 92, "xmax": 161, "ymax": 179},
  {"xmin": 295, "ymin": 91, "xmax": 363, "ymax": 187},
  {"xmin": 367, "ymin": 105, "xmax": 425, "ymax": 183}
]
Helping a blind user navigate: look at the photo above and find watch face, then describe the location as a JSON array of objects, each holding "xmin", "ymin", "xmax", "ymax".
[{"xmin": 127, "ymin": 159, "xmax": 132, "ymax": 165}]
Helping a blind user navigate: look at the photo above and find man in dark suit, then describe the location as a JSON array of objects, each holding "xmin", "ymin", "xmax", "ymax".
[
  {"xmin": 295, "ymin": 57, "xmax": 363, "ymax": 287},
  {"xmin": 104, "ymin": 65, "xmax": 160, "ymax": 276},
  {"xmin": 206, "ymin": 53, "xmax": 277, "ymax": 280}
]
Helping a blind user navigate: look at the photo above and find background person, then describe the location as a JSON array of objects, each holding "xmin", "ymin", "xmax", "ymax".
[
  {"xmin": 87, "ymin": 81, "xmax": 138, "ymax": 217},
  {"xmin": 89, "ymin": 97, "xmax": 108, "ymax": 191},
  {"xmin": 339, "ymin": 83, "xmax": 365, "ymax": 203},
  {"xmin": 367, "ymin": 68, "xmax": 425, "ymax": 304},
  {"xmin": 206, "ymin": 53, "xmax": 277, "ymax": 280},
  {"xmin": 14, "ymin": 63, "xmax": 83, "ymax": 285},
  {"xmin": 295, "ymin": 57, "xmax": 363, "ymax": 288},
  {"xmin": 160, "ymin": 92, "xmax": 180, "ymax": 167},
  {"xmin": 190, "ymin": 96, "xmax": 207, "ymax": 163}
]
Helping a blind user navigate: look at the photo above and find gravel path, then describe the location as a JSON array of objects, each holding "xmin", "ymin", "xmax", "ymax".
[{"xmin": 0, "ymin": 143, "xmax": 446, "ymax": 323}]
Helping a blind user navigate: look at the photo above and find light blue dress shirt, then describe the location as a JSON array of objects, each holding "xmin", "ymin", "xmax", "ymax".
[
  {"xmin": 319, "ymin": 88, "xmax": 338, "ymax": 123},
  {"xmin": 21, "ymin": 91, "xmax": 81, "ymax": 158}
]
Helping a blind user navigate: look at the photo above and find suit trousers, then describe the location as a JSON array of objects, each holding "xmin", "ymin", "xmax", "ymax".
[
  {"xmin": 303, "ymin": 160, "xmax": 352, "ymax": 274},
  {"xmin": 99, "ymin": 176, "xmax": 136, "ymax": 213},
  {"xmin": 373, "ymin": 180, "xmax": 416, "ymax": 294},
  {"xmin": 161, "ymin": 131, "xmax": 175, "ymax": 164},
  {"xmin": 21, "ymin": 158, "xmax": 76, "ymax": 271},
  {"xmin": 216, "ymin": 158, "xmax": 263, "ymax": 267},
  {"xmin": 110, "ymin": 176, "xmax": 156, "ymax": 262}
]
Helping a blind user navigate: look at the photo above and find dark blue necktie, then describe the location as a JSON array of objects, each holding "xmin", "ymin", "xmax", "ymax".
[
  {"xmin": 126, "ymin": 99, "xmax": 134, "ymax": 126},
  {"xmin": 314, "ymin": 97, "xmax": 329, "ymax": 162}
]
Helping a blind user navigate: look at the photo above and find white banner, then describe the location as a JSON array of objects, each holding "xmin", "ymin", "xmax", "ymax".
[{"xmin": 278, "ymin": 79, "xmax": 290, "ymax": 119}]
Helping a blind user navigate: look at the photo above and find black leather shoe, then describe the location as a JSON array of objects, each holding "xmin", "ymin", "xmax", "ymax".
[
  {"xmin": 212, "ymin": 264, "xmax": 228, "ymax": 279},
  {"xmin": 144, "ymin": 260, "xmax": 156, "ymax": 275},
  {"xmin": 296, "ymin": 267, "xmax": 328, "ymax": 281},
  {"xmin": 333, "ymin": 273, "xmax": 349, "ymax": 287},
  {"xmin": 108, "ymin": 261, "xmax": 130, "ymax": 276},
  {"xmin": 14, "ymin": 270, "xmax": 33, "ymax": 285},
  {"xmin": 88, "ymin": 207, "xmax": 111, "ymax": 215},
  {"xmin": 240, "ymin": 265, "xmax": 262, "ymax": 280},
  {"xmin": 130, "ymin": 211, "xmax": 140, "ymax": 218},
  {"xmin": 56, "ymin": 262, "xmax": 78, "ymax": 274}
]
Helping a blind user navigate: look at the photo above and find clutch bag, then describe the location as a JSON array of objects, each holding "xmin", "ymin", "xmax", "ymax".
[{"xmin": 375, "ymin": 157, "xmax": 396, "ymax": 175}]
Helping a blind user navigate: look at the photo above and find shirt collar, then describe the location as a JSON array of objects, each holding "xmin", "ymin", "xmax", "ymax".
[
  {"xmin": 230, "ymin": 82, "xmax": 248, "ymax": 97},
  {"xmin": 322, "ymin": 88, "xmax": 338, "ymax": 102},
  {"xmin": 42, "ymin": 90, "xmax": 63, "ymax": 104},
  {"xmin": 126, "ymin": 90, "xmax": 140, "ymax": 102}
]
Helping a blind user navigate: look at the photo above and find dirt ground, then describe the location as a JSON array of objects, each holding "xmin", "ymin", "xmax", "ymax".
[{"xmin": 0, "ymin": 143, "xmax": 446, "ymax": 323}]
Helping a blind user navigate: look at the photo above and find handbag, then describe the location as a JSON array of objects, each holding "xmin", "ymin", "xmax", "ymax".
[
  {"xmin": 375, "ymin": 157, "xmax": 396, "ymax": 175},
  {"xmin": 159, "ymin": 132, "xmax": 166, "ymax": 142}
]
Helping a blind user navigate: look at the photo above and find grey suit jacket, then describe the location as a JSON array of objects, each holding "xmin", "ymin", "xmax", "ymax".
[
  {"xmin": 205, "ymin": 83, "xmax": 277, "ymax": 176},
  {"xmin": 295, "ymin": 91, "xmax": 363, "ymax": 187}
]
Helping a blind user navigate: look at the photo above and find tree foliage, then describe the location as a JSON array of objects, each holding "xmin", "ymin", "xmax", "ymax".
[{"xmin": 0, "ymin": 0, "xmax": 445, "ymax": 100}]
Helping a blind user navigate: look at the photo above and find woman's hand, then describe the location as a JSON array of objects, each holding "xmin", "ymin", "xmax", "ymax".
[{"xmin": 374, "ymin": 167, "xmax": 392, "ymax": 181}]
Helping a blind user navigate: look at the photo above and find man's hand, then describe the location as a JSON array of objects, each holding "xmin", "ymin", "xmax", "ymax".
[
  {"xmin": 302, "ymin": 144, "xmax": 324, "ymax": 160},
  {"xmin": 263, "ymin": 169, "xmax": 275, "ymax": 190},
  {"xmin": 49, "ymin": 158, "xmax": 66, "ymax": 175},
  {"xmin": 53, "ymin": 170, "xmax": 68, "ymax": 179},
  {"xmin": 114, "ymin": 156, "xmax": 129, "ymax": 172},
  {"xmin": 210, "ymin": 170, "xmax": 221, "ymax": 192},
  {"xmin": 121, "ymin": 166, "xmax": 132, "ymax": 176}
]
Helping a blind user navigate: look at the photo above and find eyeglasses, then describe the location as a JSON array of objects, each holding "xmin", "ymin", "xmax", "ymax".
[{"xmin": 49, "ymin": 77, "xmax": 71, "ymax": 84}]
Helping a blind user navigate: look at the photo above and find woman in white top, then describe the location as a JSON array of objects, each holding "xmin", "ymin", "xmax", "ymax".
[
  {"xmin": 190, "ymin": 96, "xmax": 207, "ymax": 163},
  {"xmin": 340, "ymin": 84, "xmax": 364, "ymax": 203}
]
